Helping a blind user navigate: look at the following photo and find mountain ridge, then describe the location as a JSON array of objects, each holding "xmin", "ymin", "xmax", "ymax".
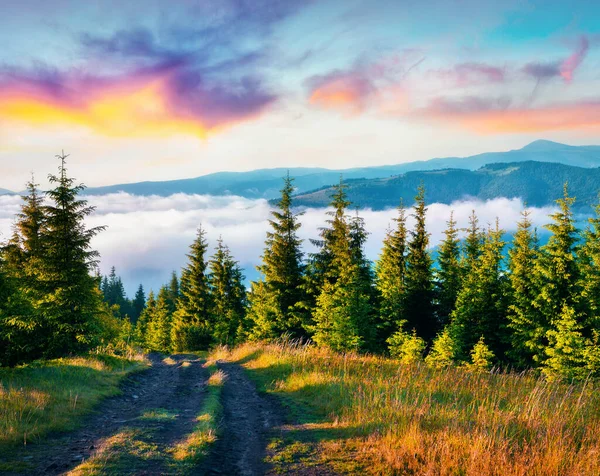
[
  {"xmin": 290, "ymin": 161, "xmax": 600, "ymax": 210},
  {"xmin": 79, "ymin": 140, "xmax": 600, "ymax": 199}
]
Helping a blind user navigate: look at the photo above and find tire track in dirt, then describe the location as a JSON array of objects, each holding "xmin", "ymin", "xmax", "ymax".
[{"xmin": 200, "ymin": 362, "xmax": 283, "ymax": 476}]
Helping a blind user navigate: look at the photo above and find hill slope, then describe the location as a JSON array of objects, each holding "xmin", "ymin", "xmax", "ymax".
[
  {"xmin": 292, "ymin": 161, "xmax": 600, "ymax": 210},
  {"xmin": 83, "ymin": 141, "xmax": 600, "ymax": 199}
]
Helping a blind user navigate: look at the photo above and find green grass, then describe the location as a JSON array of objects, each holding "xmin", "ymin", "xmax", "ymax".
[
  {"xmin": 170, "ymin": 363, "xmax": 226, "ymax": 472},
  {"xmin": 211, "ymin": 342, "xmax": 600, "ymax": 476},
  {"xmin": 0, "ymin": 352, "xmax": 147, "ymax": 455},
  {"xmin": 69, "ymin": 361, "xmax": 225, "ymax": 476}
]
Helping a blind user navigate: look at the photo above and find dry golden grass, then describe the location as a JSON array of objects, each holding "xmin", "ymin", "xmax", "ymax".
[
  {"xmin": 212, "ymin": 341, "xmax": 600, "ymax": 475},
  {"xmin": 0, "ymin": 353, "xmax": 147, "ymax": 451}
]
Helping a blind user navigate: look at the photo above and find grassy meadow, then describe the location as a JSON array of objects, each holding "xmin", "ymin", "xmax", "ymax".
[
  {"xmin": 211, "ymin": 341, "xmax": 600, "ymax": 475},
  {"xmin": 0, "ymin": 352, "xmax": 147, "ymax": 459}
]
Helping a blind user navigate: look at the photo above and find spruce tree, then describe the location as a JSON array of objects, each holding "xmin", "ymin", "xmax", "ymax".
[
  {"xmin": 312, "ymin": 268, "xmax": 370, "ymax": 352},
  {"xmin": 4, "ymin": 178, "xmax": 46, "ymax": 280},
  {"xmin": 403, "ymin": 184, "xmax": 436, "ymax": 341},
  {"xmin": 135, "ymin": 290, "xmax": 155, "ymax": 347},
  {"xmin": 388, "ymin": 329, "xmax": 426, "ymax": 364},
  {"xmin": 425, "ymin": 329, "xmax": 456, "ymax": 369},
  {"xmin": 1, "ymin": 178, "xmax": 47, "ymax": 363},
  {"xmin": 543, "ymin": 304, "xmax": 589, "ymax": 380},
  {"xmin": 579, "ymin": 199, "xmax": 600, "ymax": 332},
  {"xmin": 311, "ymin": 179, "xmax": 371, "ymax": 351},
  {"xmin": 209, "ymin": 238, "xmax": 247, "ymax": 345},
  {"xmin": 449, "ymin": 220, "xmax": 508, "ymax": 362},
  {"xmin": 466, "ymin": 336, "xmax": 495, "ymax": 372},
  {"xmin": 506, "ymin": 209, "xmax": 541, "ymax": 367},
  {"xmin": 146, "ymin": 286, "xmax": 173, "ymax": 352},
  {"xmin": 375, "ymin": 202, "xmax": 408, "ymax": 344},
  {"xmin": 38, "ymin": 153, "xmax": 106, "ymax": 357},
  {"xmin": 0, "ymin": 250, "xmax": 35, "ymax": 366},
  {"xmin": 436, "ymin": 211, "xmax": 462, "ymax": 326},
  {"xmin": 171, "ymin": 226, "xmax": 212, "ymax": 351},
  {"xmin": 349, "ymin": 210, "xmax": 377, "ymax": 348},
  {"xmin": 462, "ymin": 210, "xmax": 483, "ymax": 273},
  {"xmin": 248, "ymin": 173, "xmax": 305, "ymax": 339},
  {"xmin": 131, "ymin": 284, "xmax": 146, "ymax": 323},
  {"xmin": 533, "ymin": 184, "xmax": 583, "ymax": 370},
  {"xmin": 102, "ymin": 266, "xmax": 129, "ymax": 317},
  {"xmin": 166, "ymin": 271, "xmax": 180, "ymax": 314},
  {"xmin": 534, "ymin": 184, "xmax": 581, "ymax": 320},
  {"xmin": 304, "ymin": 176, "xmax": 349, "ymax": 313}
]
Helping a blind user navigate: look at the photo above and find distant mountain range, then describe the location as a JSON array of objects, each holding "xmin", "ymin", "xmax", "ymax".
[
  {"xmin": 291, "ymin": 161, "xmax": 600, "ymax": 211},
  {"xmin": 2, "ymin": 141, "xmax": 599, "ymax": 209},
  {"xmin": 79, "ymin": 140, "xmax": 600, "ymax": 199}
]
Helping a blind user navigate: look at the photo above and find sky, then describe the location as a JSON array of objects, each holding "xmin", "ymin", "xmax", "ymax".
[{"xmin": 1, "ymin": 0, "xmax": 600, "ymax": 190}]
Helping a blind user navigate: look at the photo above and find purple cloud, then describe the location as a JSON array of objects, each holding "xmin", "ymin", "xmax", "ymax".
[
  {"xmin": 432, "ymin": 62, "xmax": 505, "ymax": 86},
  {"xmin": 522, "ymin": 35, "xmax": 590, "ymax": 83}
]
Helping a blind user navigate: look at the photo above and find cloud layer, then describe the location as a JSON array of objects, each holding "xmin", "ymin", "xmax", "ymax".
[
  {"xmin": 0, "ymin": 193, "xmax": 558, "ymax": 295},
  {"xmin": 0, "ymin": 0, "xmax": 305, "ymax": 136}
]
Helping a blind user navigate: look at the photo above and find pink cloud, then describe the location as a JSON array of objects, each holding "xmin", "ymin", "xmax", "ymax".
[
  {"xmin": 417, "ymin": 95, "xmax": 600, "ymax": 134},
  {"xmin": 560, "ymin": 36, "xmax": 589, "ymax": 82},
  {"xmin": 306, "ymin": 51, "xmax": 425, "ymax": 113},
  {"xmin": 522, "ymin": 35, "xmax": 590, "ymax": 83}
]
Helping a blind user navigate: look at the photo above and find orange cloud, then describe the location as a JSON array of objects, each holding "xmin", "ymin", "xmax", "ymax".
[
  {"xmin": 0, "ymin": 65, "xmax": 275, "ymax": 138},
  {"xmin": 420, "ymin": 98, "xmax": 600, "ymax": 134},
  {"xmin": 0, "ymin": 77, "xmax": 210, "ymax": 138},
  {"xmin": 308, "ymin": 76, "xmax": 372, "ymax": 113}
]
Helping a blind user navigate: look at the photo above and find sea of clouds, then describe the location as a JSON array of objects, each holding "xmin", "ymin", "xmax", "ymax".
[{"xmin": 0, "ymin": 193, "xmax": 558, "ymax": 295}]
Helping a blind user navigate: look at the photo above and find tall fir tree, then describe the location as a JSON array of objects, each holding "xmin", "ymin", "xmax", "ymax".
[
  {"xmin": 171, "ymin": 226, "xmax": 212, "ymax": 351},
  {"xmin": 435, "ymin": 211, "xmax": 462, "ymax": 327},
  {"xmin": 533, "ymin": 184, "xmax": 583, "ymax": 367},
  {"xmin": 248, "ymin": 173, "xmax": 305, "ymax": 339},
  {"xmin": 506, "ymin": 209, "xmax": 541, "ymax": 367},
  {"xmin": 449, "ymin": 220, "xmax": 509, "ymax": 362},
  {"xmin": 303, "ymin": 176, "xmax": 349, "ymax": 318},
  {"xmin": 461, "ymin": 210, "xmax": 483, "ymax": 273},
  {"xmin": 375, "ymin": 202, "xmax": 408, "ymax": 344},
  {"xmin": 209, "ymin": 238, "xmax": 247, "ymax": 345},
  {"xmin": 311, "ymin": 179, "xmax": 371, "ymax": 351},
  {"xmin": 578, "ymin": 198, "xmax": 600, "ymax": 332},
  {"xmin": 38, "ymin": 153, "xmax": 106, "ymax": 357},
  {"xmin": 403, "ymin": 184, "xmax": 436, "ymax": 341},
  {"xmin": 166, "ymin": 271, "xmax": 180, "ymax": 314},
  {"xmin": 102, "ymin": 266, "xmax": 130, "ymax": 318},
  {"xmin": 135, "ymin": 290, "xmax": 155, "ymax": 347},
  {"xmin": 0, "ymin": 248, "xmax": 35, "ymax": 366},
  {"xmin": 534, "ymin": 185, "xmax": 581, "ymax": 318},
  {"xmin": 1, "ymin": 178, "xmax": 47, "ymax": 364},
  {"xmin": 146, "ymin": 286, "xmax": 173, "ymax": 352},
  {"xmin": 131, "ymin": 284, "xmax": 146, "ymax": 323},
  {"xmin": 4, "ymin": 178, "xmax": 46, "ymax": 281},
  {"xmin": 348, "ymin": 210, "xmax": 376, "ymax": 349}
]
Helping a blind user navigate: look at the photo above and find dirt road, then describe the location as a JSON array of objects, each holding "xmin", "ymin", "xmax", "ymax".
[{"xmin": 8, "ymin": 354, "xmax": 294, "ymax": 476}]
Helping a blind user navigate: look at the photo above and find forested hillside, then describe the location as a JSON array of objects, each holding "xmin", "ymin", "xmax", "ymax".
[
  {"xmin": 2, "ymin": 160, "xmax": 600, "ymax": 382},
  {"xmin": 292, "ymin": 161, "xmax": 600, "ymax": 210}
]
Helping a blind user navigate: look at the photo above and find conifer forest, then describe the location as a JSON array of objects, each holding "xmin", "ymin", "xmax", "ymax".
[{"xmin": 2, "ymin": 157, "xmax": 599, "ymax": 382}]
